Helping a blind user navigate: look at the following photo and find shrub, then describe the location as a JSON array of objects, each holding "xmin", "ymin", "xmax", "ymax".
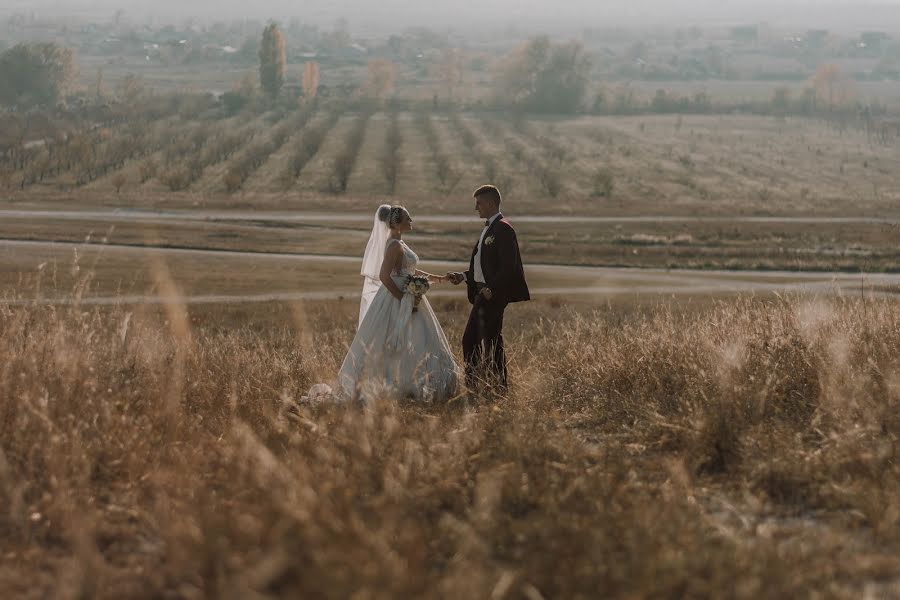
[
  {"xmin": 223, "ymin": 168, "xmax": 243, "ymax": 193},
  {"xmin": 536, "ymin": 164, "xmax": 562, "ymax": 198},
  {"xmin": 139, "ymin": 159, "xmax": 158, "ymax": 183},
  {"xmin": 592, "ymin": 168, "xmax": 614, "ymax": 198},
  {"xmin": 161, "ymin": 166, "xmax": 191, "ymax": 191},
  {"xmin": 111, "ymin": 171, "xmax": 127, "ymax": 193},
  {"xmin": 222, "ymin": 90, "xmax": 250, "ymax": 115}
]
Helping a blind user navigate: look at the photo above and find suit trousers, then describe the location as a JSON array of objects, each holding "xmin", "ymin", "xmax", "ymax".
[{"xmin": 462, "ymin": 296, "xmax": 507, "ymax": 393}]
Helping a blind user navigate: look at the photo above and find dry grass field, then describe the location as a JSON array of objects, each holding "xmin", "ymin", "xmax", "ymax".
[{"xmin": 1, "ymin": 283, "xmax": 899, "ymax": 598}]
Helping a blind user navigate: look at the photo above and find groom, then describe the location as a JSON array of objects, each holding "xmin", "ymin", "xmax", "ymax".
[{"xmin": 448, "ymin": 185, "xmax": 529, "ymax": 394}]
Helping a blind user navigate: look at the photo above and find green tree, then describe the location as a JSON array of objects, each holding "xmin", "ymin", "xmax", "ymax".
[
  {"xmin": 0, "ymin": 42, "xmax": 76, "ymax": 107},
  {"xmin": 259, "ymin": 23, "xmax": 286, "ymax": 98},
  {"xmin": 499, "ymin": 37, "xmax": 592, "ymax": 114}
]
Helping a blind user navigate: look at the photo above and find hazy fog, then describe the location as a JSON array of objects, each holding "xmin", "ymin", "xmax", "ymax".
[{"xmin": 6, "ymin": 0, "xmax": 900, "ymax": 33}]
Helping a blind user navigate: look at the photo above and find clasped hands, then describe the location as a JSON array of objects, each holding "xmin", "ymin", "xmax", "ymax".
[
  {"xmin": 445, "ymin": 272, "xmax": 492, "ymax": 300},
  {"xmin": 446, "ymin": 272, "xmax": 465, "ymax": 285}
]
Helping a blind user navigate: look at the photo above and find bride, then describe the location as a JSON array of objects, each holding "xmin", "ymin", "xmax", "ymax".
[{"xmin": 334, "ymin": 204, "xmax": 459, "ymax": 403}]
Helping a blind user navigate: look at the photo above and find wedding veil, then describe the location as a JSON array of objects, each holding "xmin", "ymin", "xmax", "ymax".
[{"xmin": 358, "ymin": 204, "xmax": 392, "ymax": 327}]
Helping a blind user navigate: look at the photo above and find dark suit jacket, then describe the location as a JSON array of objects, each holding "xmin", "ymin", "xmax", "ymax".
[{"xmin": 465, "ymin": 215, "xmax": 530, "ymax": 307}]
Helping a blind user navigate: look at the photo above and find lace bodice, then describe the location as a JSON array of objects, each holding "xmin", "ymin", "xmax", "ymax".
[{"xmin": 388, "ymin": 239, "xmax": 418, "ymax": 277}]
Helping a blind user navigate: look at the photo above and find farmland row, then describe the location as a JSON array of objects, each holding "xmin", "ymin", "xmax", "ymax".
[
  {"xmin": 3, "ymin": 107, "xmax": 608, "ymax": 202},
  {"xmin": 11, "ymin": 110, "xmax": 897, "ymax": 217},
  {"xmin": 0, "ymin": 94, "xmax": 222, "ymax": 190}
]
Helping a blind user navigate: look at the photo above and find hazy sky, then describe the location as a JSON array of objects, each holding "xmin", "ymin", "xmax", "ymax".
[{"xmin": 8, "ymin": 0, "xmax": 900, "ymax": 33}]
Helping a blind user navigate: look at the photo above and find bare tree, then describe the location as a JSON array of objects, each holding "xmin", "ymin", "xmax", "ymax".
[
  {"xmin": 302, "ymin": 61, "xmax": 320, "ymax": 101},
  {"xmin": 812, "ymin": 64, "xmax": 854, "ymax": 112},
  {"xmin": 366, "ymin": 59, "xmax": 397, "ymax": 101}
]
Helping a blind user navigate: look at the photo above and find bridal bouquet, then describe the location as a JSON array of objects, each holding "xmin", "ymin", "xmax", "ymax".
[{"xmin": 404, "ymin": 275, "xmax": 431, "ymax": 313}]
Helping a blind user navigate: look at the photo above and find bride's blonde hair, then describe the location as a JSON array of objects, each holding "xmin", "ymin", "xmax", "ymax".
[{"xmin": 378, "ymin": 205, "xmax": 407, "ymax": 228}]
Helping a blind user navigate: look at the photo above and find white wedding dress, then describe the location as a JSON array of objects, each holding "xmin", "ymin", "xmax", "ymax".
[{"xmin": 336, "ymin": 239, "xmax": 459, "ymax": 402}]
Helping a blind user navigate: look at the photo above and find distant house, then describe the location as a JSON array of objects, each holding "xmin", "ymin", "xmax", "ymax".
[
  {"xmin": 730, "ymin": 25, "xmax": 759, "ymax": 46},
  {"xmin": 806, "ymin": 30, "xmax": 830, "ymax": 50},
  {"xmin": 200, "ymin": 44, "xmax": 238, "ymax": 59},
  {"xmin": 101, "ymin": 37, "xmax": 124, "ymax": 51},
  {"xmin": 860, "ymin": 31, "xmax": 891, "ymax": 52}
]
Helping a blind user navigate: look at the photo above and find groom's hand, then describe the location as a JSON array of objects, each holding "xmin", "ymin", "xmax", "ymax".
[{"xmin": 480, "ymin": 287, "xmax": 493, "ymax": 300}]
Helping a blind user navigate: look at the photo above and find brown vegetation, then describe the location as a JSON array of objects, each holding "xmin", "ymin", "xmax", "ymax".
[
  {"xmin": 302, "ymin": 61, "xmax": 320, "ymax": 101},
  {"xmin": 0, "ymin": 287, "xmax": 898, "ymax": 598},
  {"xmin": 365, "ymin": 59, "xmax": 397, "ymax": 101}
]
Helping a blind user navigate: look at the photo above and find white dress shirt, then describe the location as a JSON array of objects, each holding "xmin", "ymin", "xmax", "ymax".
[{"xmin": 474, "ymin": 212, "xmax": 502, "ymax": 284}]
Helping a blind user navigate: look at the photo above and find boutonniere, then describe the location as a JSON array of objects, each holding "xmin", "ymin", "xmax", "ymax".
[{"xmin": 484, "ymin": 235, "xmax": 495, "ymax": 246}]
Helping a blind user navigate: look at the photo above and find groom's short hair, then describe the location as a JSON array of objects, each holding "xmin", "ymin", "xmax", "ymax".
[{"xmin": 473, "ymin": 184, "xmax": 502, "ymax": 205}]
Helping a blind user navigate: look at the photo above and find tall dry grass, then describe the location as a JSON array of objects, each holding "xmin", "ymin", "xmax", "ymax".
[{"xmin": 1, "ymin": 287, "xmax": 898, "ymax": 598}]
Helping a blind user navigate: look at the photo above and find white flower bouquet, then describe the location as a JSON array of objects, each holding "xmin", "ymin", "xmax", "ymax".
[{"xmin": 404, "ymin": 274, "xmax": 431, "ymax": 313}]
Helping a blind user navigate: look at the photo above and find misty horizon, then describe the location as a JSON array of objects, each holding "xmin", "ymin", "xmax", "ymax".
[{"xmin": 4, "ymin": 0, "xmax": 900, "ymax": 34}]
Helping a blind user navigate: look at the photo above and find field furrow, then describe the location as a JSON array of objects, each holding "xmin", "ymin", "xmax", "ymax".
[
  {"xmin": 293, "ymin": 113, "xmax": 356, "ymax": 193},
  {"xmin": 394, "ymin": 112, "xmax": 435, "ymax": 198},
  {"xmin": 432, "ymin": 115, "xmax": 488, "ymax": 196},
  {"xmin": 346, "ymin": 112, "xmax": 389, "ymax": 197}
]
